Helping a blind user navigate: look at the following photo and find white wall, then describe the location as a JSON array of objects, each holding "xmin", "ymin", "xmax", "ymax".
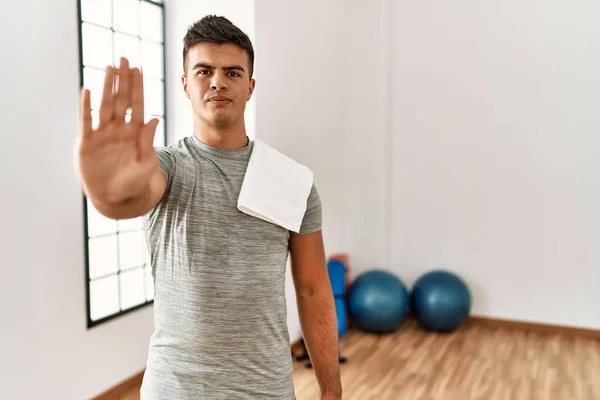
[
  {"xmin": 3, "ymin": 1, "xmax": 595, "ymax": 397},
  {"xmin": 165, "ymin": 0, "xmax": 255, "ymax": 143},
  {"xmin": 255, "ymin": 0, "xmax": 391, "ymax": 341},
  {"xmin": 0, "ymin": 1, "xmax": 154, "ymax": 399},
  {"xmin": 390, "ymin": 1, "xmax": 600, "ymax": 329}
]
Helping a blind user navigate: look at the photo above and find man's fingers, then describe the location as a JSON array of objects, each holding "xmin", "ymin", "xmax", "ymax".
[
  {"xmin": 98, "ymin": 66, "xmax": 116, "ymax": 129},
  {"xmin": 139, "ymin": 118, "xmax": 159, "ymax": 161},
  {"xmin": 131, "ymin": 68, "xmax": 144, "ymax": 125},
  {"xmin": 113, "ymin": 57, "xmax": 132, "ymax": 121},
  {"xmin": 80, "ymin": 88, "xmax": 93, "ymax": 138}
]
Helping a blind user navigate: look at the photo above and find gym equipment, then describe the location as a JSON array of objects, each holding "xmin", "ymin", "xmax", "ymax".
[
  {"xmin": 411, "ymin": 270, "xmax": 471, "ymax": 333},
  {"xmin": 348, "ymin": 270, "xmax": 409, "ymax": 333},
  {"xmin": 328, "ymin": 259, "xmax": 348, "ymax": 336},
  {"xmin": 295, "ymin": 258, "xmax": 349, "ymax": 368},
  {"xmin": 328, "ymin": 253, "xmax": 352, "ymax": 294},
  {"xmin": 328, "ymin": 253, "xmax": 352, "ymax": 329}
]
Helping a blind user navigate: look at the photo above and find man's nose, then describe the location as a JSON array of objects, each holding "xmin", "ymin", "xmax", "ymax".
[{"xmin": 210, "ymin": 71, "xmax": 228, "ymax": 91}]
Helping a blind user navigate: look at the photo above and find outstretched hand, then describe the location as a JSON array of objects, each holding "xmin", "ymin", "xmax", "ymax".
[{"xmin": 76, "ymin": 57, "xmax": 160, "ymax": 204}]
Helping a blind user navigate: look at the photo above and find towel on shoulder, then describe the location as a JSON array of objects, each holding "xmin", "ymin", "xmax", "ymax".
[{"xmin": 237, "ymin": 139, "xmax": 314, "ymax": 233}]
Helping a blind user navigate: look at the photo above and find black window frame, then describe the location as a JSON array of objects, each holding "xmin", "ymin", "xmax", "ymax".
[{"xmin": 76, "ymin": 0, "xmax": 168, "ymax": 328}]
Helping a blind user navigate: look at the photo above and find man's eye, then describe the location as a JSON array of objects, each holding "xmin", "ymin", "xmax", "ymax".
[
  {"xmin": 199, "ymin": 70, "xmax": 210, "ymax": 75},
  {"xmin": 228, "ymin": 71, "xmax": 240, "ymax": 77}
]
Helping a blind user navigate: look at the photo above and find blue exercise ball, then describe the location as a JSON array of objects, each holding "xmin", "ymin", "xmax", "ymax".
[
  {"xmin": 348, "ymin": 270, "xmax": 409, "ymax": 333},
  {"xmin": 411, "ymin": 270, "xmax": 471, "ymax": 333}
]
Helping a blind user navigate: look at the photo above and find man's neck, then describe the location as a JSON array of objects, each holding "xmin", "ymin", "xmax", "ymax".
[{"xmin": 193, "ymin": 119, "xmax": 248, "ymax": 149}]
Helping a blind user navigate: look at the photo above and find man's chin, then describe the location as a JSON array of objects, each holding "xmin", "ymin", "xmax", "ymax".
[
  {"xmin": 196, "ymin": 109, "xmax": 238, "ymax": 128},
  {"xmin": 209, "ymin": 114, "xmax": 235, "ymax": 128}
]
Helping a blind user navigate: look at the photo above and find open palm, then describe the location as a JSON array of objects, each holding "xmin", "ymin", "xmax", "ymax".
[{"xmin": 76, "ymin": 57, "xmax": 159, "ymax": 204}]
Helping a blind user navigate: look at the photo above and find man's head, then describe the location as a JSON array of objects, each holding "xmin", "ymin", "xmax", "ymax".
[{"xmin": 181, "ymin": 15, "xmax": 255, "ymax": 130}]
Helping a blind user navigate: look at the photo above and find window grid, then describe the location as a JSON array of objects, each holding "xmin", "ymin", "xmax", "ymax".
[{"xmin": 77, "ymin": 0, "xmax": 167, "ymax": 328}]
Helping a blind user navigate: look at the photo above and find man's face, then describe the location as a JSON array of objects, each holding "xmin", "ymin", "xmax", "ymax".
[{"xmin": 182, "ymin": 42, "xmax": 255, "ymax": 129}]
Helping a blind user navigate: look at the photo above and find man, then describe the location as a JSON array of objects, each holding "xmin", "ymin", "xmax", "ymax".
[{"xmin": 76, "ymin": 15, "xmax": 342, "ymax": 400}]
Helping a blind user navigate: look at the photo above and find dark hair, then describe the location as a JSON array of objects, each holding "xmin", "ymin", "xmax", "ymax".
[{"xmin": 183, "ymin": 15, "xmax": 255, "ymax": 78}]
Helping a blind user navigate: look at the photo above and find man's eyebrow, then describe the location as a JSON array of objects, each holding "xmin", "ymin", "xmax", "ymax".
[
  {"xmin": 192, "ymin": 63, "xmax": 245, "ymax": 73},
  {"xmin": 223, "ymin": 65, "xmax": 245, "ymax": 73}
]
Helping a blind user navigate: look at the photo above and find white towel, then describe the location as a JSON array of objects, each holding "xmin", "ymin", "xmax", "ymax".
[{"xmin": 237, "ymin": 139, "xmax": 314, "ymax": 233}]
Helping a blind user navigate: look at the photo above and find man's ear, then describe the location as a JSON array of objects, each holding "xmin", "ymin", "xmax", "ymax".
[
  {"xmin": 181, "ymin": 74, "xmax": 190, "ymax": 99},
  {"xmin": 247, "ymin": 78, "xmax": 256, "ymax": 101}
]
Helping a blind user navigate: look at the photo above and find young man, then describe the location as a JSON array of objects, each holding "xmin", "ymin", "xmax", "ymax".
[{"xmin": 76, "ymin": 15, "xmax": 342, "ymax": 400}]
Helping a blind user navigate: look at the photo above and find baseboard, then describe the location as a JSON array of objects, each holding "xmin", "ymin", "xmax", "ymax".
[
  {"xmin": 91, "ymin": 370, "xmax": 145, "ymax": 400},
  {"xmin": 468, "ymin": 315, "xmax": 600, "ymax": 339}
]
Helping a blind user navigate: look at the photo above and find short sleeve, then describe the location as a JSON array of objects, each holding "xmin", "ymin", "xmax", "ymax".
[
  {"xmin": 155, "ymin": 146, "xmax": 177, "ymax": 191},
  {"xmin": 295, "ymin": 183, "xmax": 322, "ymax": 235},
  {"xmin": 144, "ymin": 147, "xmax": 177, "ymax": 222}
]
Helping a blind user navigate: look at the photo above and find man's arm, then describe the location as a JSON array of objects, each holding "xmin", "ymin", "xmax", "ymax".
[{"xmin": 289, "ymin": 229, "xmax": 342, "ymax": 400}]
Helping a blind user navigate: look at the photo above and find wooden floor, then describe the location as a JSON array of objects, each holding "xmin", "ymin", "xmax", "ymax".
[
  {"xmin": 116, "ymin": 318, "xmax": 600, "ymax": 400},
  {"xmin": 293, "ymin": 319, "xmax": 600, "ymax": 400}
]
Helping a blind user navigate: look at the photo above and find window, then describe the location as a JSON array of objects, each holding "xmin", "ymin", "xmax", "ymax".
[{"xmin": 77, "ymin": 0, "xmax": 167, "ymax": 328}]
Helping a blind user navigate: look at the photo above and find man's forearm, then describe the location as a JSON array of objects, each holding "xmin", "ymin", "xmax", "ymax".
[
  {"xmin": 89, "ymin": 190, "xmax": 150, "ymax": 220},
  {"xmin": 297, "ymin": 283, "xmax": 342, "ymax": 398}
]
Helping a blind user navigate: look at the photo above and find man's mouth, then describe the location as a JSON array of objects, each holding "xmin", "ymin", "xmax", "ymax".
[{"xmin": 209, "ymin": 96, "xmax": 232, "ymax": 104}]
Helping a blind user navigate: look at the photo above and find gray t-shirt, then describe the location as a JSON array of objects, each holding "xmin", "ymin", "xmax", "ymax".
[{"xmin": 140, "ymin": 135, "xmax": 322, "ymax": 399}]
